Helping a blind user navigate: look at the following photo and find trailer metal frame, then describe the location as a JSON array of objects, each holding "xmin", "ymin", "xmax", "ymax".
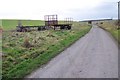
[{"xmin": 16, "ymin": 15, "xmax": 73, "ymax": 32}]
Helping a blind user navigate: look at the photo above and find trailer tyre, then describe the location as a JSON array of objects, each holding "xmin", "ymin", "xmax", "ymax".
[{"xmin": 67, "ymin": 26, "xmax": 71, "ymax": 30}]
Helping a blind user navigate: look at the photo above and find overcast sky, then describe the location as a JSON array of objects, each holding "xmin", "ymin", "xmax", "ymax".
[{"xmin": 0, "ymin": 0, "xmax": 119, "ymax": 21}]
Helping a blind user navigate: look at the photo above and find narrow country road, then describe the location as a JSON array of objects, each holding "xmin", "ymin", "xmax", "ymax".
[{"xmin": 26, "ymin": 25, "xmax": 118, "ymax": 78}]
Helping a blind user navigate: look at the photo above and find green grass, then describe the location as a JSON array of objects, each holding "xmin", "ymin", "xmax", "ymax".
[
  {"xmin": 1, "ymin": 19, "xmax": 87, "ymax": 31},
  {"xmin": 111, "ymin": 30, "xmax": 120, "ymax": 43},
  {"xmin": 2, "ymin": 19, "xmax": 78, "ymax": 31},
  {"xmin": 0, "ymin": 20, "xmax": 2, "ymax": 27},
  {"xmin": 2, "ymin": 19, "xmax": 44, "ymax": 30},
  {"xmin": 2, "ymin": 20, "xmax": 91, "ymax": 79},
  {"xmin": 0, "ymin": 31, "xmax": 1, "ymax": 80}
]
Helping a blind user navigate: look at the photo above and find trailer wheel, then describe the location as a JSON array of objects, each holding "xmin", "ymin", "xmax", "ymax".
[
  {"xmin": 38, "ymin": 27, "xmax": 41, "ymax": 31},
  {"xmin": 67, "ymin": 26, "xmax": 71, "ymax": 30},
  {"xmin": 22, "ymin": 28, "xmax": 27, "ymax": 32},
  {"xmin": 60, "ymin": 26, "xmax": 65, "ymax": 29}
]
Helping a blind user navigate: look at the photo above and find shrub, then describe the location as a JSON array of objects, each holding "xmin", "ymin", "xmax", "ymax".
[{"xmin": 23, "ymin": 37, "xmax": 31, "ymax": 48}]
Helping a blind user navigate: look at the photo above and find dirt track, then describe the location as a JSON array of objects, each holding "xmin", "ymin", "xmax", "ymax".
[{"xmin": 26, "ymin": 25, "xmax": 118, "ymax": 78}]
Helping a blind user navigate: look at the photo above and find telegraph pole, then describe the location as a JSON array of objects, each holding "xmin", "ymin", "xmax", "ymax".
[
  {"xmin": 118, "ymin": 1, "xmax": 120, "ymax": 28},
  {"xmin": 118, "ymin": 1, "xmax": 120, "ymax": 26}
]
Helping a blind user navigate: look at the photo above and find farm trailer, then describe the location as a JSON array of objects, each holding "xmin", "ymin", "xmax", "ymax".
[
  {"xmin": 16, "ymin": 15, "xmax": 73, "ymax": 32},
  {"xmin": 44, "ymin": 15, "xmax": 73, "ymax": 30}
]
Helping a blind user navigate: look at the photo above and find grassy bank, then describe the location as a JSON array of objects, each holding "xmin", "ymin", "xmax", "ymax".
[
  {"xmin": 98, "ymin": 20, "xmax": 120, "ymax": 44},
  {"xmin": 2, "ymin": 20, "xmax": 91, "ymax": 79}
]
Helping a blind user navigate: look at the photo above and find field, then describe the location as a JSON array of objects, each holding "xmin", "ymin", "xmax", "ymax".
[
  {"xmin": 98, "ymin": 20, "xmax": 120, "ymax": 44},
  {"xmin": 2, "ymin": 19, "xmax": 45, "ymax": 30},
  {"xmin": 2, "ymin": 20, "xmax": 91, "ymax": 79},
  {"xmin": 1, "ymin": 19, "xmax": 67, "ymax": 31}
]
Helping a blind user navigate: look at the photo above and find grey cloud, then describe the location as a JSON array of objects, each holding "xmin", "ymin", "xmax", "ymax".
[{"xmin": 66, "ymin": 1, "xmax": 118, "ymax": 21}]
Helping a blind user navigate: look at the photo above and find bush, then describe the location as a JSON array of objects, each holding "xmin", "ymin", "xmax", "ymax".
[{"xmin": 23, "ymin": 37, "xmax": 31, "ymax": 48}]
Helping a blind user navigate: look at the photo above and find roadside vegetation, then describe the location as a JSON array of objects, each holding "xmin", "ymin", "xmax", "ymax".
[
  {"xmin": 2, "ymin": 20, "xmax": 91, "ymax": 79},
  {"xmin": 0, "ymin": 19, "xmax": 2, "ymax": 79},
  {"xmin": 0, "ymin": 33, "xmax": 2, "ymax": 80},
  {"xmin": 98, "ymin": 20, "xmax": 120, "ymax": 44}
]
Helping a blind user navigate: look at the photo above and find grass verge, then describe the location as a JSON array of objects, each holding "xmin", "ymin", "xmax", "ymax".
[{"xmin": 98, "ymin": 20, "xmax": 120, "ymax": 44}]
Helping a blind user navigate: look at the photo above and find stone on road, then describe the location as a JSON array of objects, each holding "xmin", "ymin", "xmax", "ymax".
[{"xmin": 26, "ymin": 25, "xmax": 118, "ymax": 78}]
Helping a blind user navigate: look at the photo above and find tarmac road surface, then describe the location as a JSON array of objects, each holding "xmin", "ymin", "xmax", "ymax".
[{"xmin": 26, "ymin": 25, "xmax": 118, "ymax": 78}]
